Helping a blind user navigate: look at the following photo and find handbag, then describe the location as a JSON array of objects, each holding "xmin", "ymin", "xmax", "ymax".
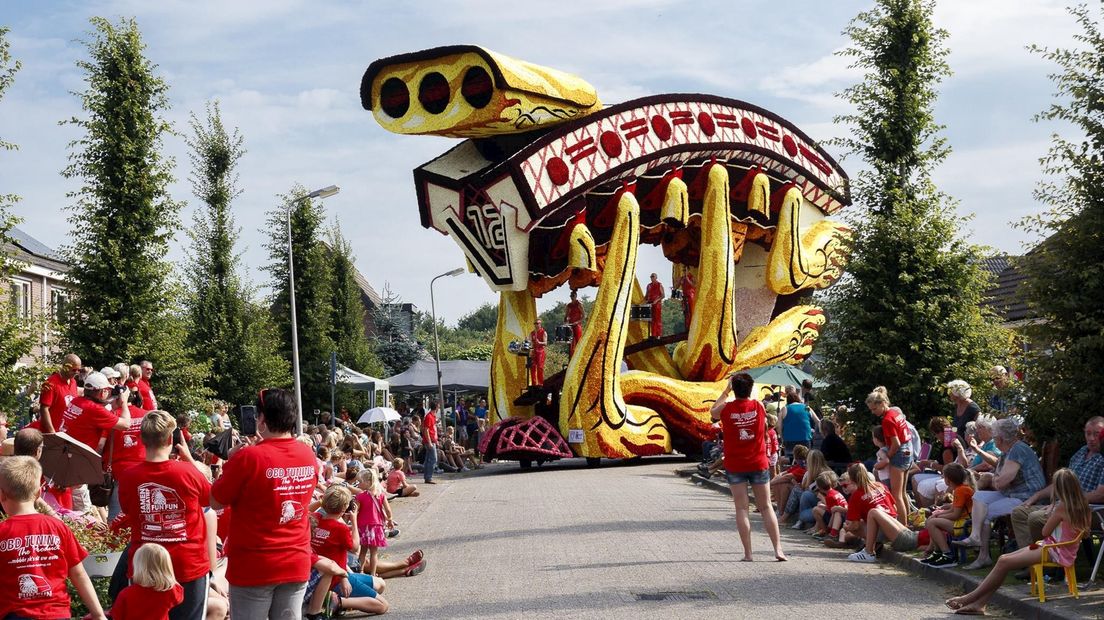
[{"xmin": 89, "ymin": 433, "xmax": 115, "ymax": 507}]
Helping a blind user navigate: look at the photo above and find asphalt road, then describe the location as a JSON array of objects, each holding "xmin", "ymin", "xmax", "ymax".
[{"xmin": 376, "ymin": 457, "xmax": 978, "ymax": 619}]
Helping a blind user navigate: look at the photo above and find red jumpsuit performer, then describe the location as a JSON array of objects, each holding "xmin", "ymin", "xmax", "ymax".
[
  {"xmin": 677, "ymin": 271, "xmax": 697, "ymax": 330},
  {"xmin": 529, "ymin": 319, "xmax": 548, "ymax": 386},
  {"xmin": 565, "ymin": 290, "xmax": 585, "ymax": 355},
  {"xmin": 645, "ymin": 273, "xmax": 665, "ymax": 339}
]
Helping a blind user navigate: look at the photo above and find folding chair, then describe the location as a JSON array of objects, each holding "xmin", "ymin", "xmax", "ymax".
[{"xmin": 1089, "ymin": 505, "xmax": 1104, "ymax": 583}]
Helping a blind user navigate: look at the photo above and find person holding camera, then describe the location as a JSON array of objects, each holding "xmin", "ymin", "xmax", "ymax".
[{"xmin": 60, "ymin": 371, "xmax": 132, "ymax": 454}]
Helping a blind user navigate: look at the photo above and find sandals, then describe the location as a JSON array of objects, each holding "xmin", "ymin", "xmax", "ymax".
[
  {"xmin": 406, "ymin": 549, "xmax": 424, "ymax": 566},
  {"xmin": 404, "ymin": 559, "xmax": 426, "ymax": 577}
]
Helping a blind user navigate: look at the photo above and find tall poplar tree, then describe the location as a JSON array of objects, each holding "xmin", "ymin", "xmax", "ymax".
[
  {"xmin": 184, "ymin": 102, "xmax": 288, "ymax": 405},
  {"xmin": 327, "ymin": 223, "xmax": 383, "ymax": 378},
  {"xmin": 61, "ymin": 17, "xmax": 208, "ymax": 413},
  {"xmin": 1019, "ymin": 3, "xmax": 1104, "ymax": 453},
  {"xmin": 819, "ymin": 0, "xmax": 1005, "ymax": 432},
  {"xmin": 264, "ymin": 187, "xmax": 335, "ymax": 411}
]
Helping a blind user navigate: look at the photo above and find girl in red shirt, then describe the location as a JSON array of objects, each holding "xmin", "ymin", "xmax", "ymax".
[
  {"xmin": 843, "ymin": 463, "xmax": 918, "ymax": 563},
  {"xmin": 710, "ymin": 373, "xmax": 786, "ymax": 562},
  {"xmin": 109, "ymin": 543, "xmax": 184, "ymax": 620},
  {"xmin": 866, "ymin": 386, "xmax": 912, "ymax": 526}
]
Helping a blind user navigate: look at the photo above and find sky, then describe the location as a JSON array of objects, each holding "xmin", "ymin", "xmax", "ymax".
[{"xmin": 0, "ymin": 0, "xmax": 1082, "ymax": 324}]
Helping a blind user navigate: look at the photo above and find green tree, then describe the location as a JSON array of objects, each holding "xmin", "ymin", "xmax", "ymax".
[
  {"xmin": 264, "ymin": 186, "xmax": 335, "ymax": 411},
  {"xmin": 457, "ymin": 303, "xmax": 497, "ymax": 331},
  {"xmin": 60, "ymin": 17, "xmax": 208, "ymax": 412},
  {"xmin": 184, "ymin": 101, "xmax": 288, "ymax": 405},
  {"xmin": 372, "ymin": 284, "xmax": 424, "ymax": 376},
  {"xmin": 1018, "ymin": 3, "xmax": 1104, "ymax": 454},
  {"xmin": 326, "ymin": 222, "xmax": 383, "ymax": 377},
  {"xmin": 819, "ymin": 0, "xmax": 1006, "ymax": 438}
]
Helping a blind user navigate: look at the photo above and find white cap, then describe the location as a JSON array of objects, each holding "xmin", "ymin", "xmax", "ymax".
[
  {"xmin": 84, "ymin": 372, "xmax": 111, "ymax": 390},
  {"xmin": 99, "ymin": 366, "xmax": 120, "ymax": 380}
]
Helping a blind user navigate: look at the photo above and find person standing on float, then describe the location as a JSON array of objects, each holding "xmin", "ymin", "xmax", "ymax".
[{"xmin": 645, "ymin": 273, "xmax": 665, "ymax": 339}]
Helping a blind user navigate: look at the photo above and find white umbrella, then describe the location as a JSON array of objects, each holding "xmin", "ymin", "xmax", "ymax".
[{"xmin": 358, "ymin": 407, "xmax": 401, "ymax": 424}]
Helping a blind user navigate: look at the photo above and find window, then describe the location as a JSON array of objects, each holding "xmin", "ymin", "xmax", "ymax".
[
  {"xmin": 9, "ymin": 280, "xmax": 30, "ymax": 318},
  {"xmin": 51, "ymin": 288, "xmax": 69, "ymax": 323}
]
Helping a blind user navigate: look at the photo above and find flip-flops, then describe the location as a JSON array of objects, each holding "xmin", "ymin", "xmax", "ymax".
[
  {"xmin": 954, "ymin": 608, "xmax": 986, "ymax": 616},
  {"xmin": 404, "ymin": 559, "xmax": 426, "ymax": 577},
  {"xmin": 406, "ymin": 549, "xmax": 424, "ymax": 566}
]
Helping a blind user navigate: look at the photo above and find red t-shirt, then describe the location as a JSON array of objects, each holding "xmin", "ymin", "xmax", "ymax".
[
  {"xmin": 846, "ymin": 484, "xmax": 897, "ymax": 521},
  {"xmin": 529, "ymin": 328, "xmax": 548, "ymax": 351},
  {"xmin": 117, "ymin": 460, "xmax": 212, "ymax": 582},
  {"xmin": 386, "ymin": 469, "xmax": 407, "ymax": 494},
  {"xmin": 765, "ymin": 428, "xmax": 779, "ymax": 458},
  {"xmin": 423, "ymin": 412, "xmax": 438, "ymax": 444},
  {"xmin": 59, "ymin": 396, "xmax": 119, "ymax": 451},
  {"xmin": 719, "ymin": 398, "xmax": 769, "ymax": 473},
  {"xmin": 881, "ymin": 406, "xmax": 911, "ymax": 448},
  {"xmin": 786, "ymin": 464, "xmax": 807, "ymax": 480},
  {"xmin": 310, "ymin": 516, "xmax": 354, "ymax": 571},
  {"xmin": 645, "ymin": 280, "xmax": 664, "ymax": 305},
  {"xmin": 824, "ymin": 488, "xmax": 848, "ymax": 512},
  {"xmin": 211, "ymin": 437, "xmax": 318, "ymax": 587},
  {"xmin": 138, "ymin": 377, "xmax": 157, "ymax": 410},
  {"xmin": 0, "ymin": 513, "xmax": 87, "ymax": 619},
  {"xmin": 106, "ymin": 406, "xmax": 148, "ymax": 475},
  {"xmin": 565, "ymin": 301, "xmax": 584, "ymax": 325},
  {"xmin": 109, "ymin": 583, "xmax": 183, "ymax": 620},
  {"xmin": 215, "ymin": 506, "xmax": 232, "ymax": 544},
  {"xmin": 37, "ymin": 372, "xmax": 78, "ymax": 432}
]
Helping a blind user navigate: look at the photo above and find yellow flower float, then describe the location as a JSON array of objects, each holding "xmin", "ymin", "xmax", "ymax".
[{"xmin": 362, "ymin": 46, "xmax": 851, "ymax": 464}]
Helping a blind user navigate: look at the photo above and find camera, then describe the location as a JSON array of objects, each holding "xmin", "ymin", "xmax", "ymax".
[{"xmin": 112, "ymin": 384, "xmax": 126, "ymax": 398}]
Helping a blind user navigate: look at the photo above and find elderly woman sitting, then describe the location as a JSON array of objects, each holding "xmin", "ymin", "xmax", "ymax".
[{"xmin": 953, "ymin": 417, "xmax": 1046, "ymax": 569}]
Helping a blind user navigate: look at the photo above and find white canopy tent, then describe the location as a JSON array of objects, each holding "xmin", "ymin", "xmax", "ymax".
[{"xmin": 334, "ymin": 363, "xmax": 390, "ymax": 409}]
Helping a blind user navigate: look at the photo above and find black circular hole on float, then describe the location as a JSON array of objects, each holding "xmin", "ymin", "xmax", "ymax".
[
  {"xmin": 379, "ymin": 77, "xmax": 410, "ymax": 118},
  {"xmin": 461, "ymin": 66, "xmax": 493, "ymax": 109},
  {"xmin": 418, "ymin": 72, "xmax": 451, "ymax": 115}
]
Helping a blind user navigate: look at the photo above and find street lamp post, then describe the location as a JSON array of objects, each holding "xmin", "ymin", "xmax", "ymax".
[
  {"xmin": 430, "ymin": 267, "xmax": 465, "ymax": 434},
  {"xmin": 288, "ymin": 184, "xmax": 340, "ymax": 436}
]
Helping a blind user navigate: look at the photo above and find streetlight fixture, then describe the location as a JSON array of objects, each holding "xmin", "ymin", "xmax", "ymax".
[
  {"xmin": 289, "ymin": 185, "xmax": 340, "ymax": 436},
  {"xmin": 430, "ymin": 267, "xmax": 465, "ymax": 434}
]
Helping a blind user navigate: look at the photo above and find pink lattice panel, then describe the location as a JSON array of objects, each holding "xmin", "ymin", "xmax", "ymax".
[{"xmin": 494, "ymin": 416, "xmax": 572, "ymax": 459}]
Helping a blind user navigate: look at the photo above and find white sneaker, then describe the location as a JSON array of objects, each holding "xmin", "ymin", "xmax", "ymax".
[
  {"xmin": 790, "ymin": 521, "xmax": 804, "ymax": 530},
  {"xmin": 848, "ymin": 550, "xmax": 877, "ymax": 563}
]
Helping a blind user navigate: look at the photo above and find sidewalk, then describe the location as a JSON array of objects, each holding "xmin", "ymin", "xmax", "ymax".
[{"xmin": 675, "ymin": 467, "xmax": 1104, "ymax": 620}]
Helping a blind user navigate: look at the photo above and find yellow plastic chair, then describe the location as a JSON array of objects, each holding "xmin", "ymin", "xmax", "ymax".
[{"xmin": 1029, "ymin": 533, "xmax": 1083, "ymax": 603}]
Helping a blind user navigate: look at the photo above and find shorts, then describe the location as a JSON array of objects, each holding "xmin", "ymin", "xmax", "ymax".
[
  {"xmin": 888, "ymin": 449, "xmax": 913, "ymax": 470},
  {"xmin": 724, "ymin": 469, "xmax": 770, "ymax": 485},
  {"xmin": 346, "ymin": 571, "xmax": 378, "ymax": 598},
  {"xmin": 890, "ymin": 528, "xmax": 919, "ymax": 552}
]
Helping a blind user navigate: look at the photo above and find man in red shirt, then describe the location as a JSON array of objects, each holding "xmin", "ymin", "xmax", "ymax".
[
  {"xmin": 422, "ymin": 402, "xmax": 440, "ymax": 485},
  {"xmin": 644, "ymin": 273, "xmax": 665, "ymax": 339},
  {"xmin": 677, "ymin": 271, "xmax": 696, "ymax": 330},
  {"xmin": 564, "ymin": 290, "xmax": 585, "ymax": 355},
  {"xmin": 34, "ymin": 353, "xmax": 81, "ymax": 433},
  {"xmin": 117, "ymin": 410, "xmax": 212, "ymax": 619},
  {"xmin": 138, "ymin": 360, "xmax": 158, "ymax": 410},
  {"xmin": 528, "ymin": 319, "xmax": 548, "ymax": 386},
  {"xmin": 211, "ymin": 388, "xmax": 318, "ymax": 618},
  {"xmin": 59, "ymin": 372, "xmax": 131, "ymax": 453}
]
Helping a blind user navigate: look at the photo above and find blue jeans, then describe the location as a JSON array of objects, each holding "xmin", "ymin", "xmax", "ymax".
[
  {"xmin": 797, "ymin": 490, "xmax": 819, "ymax": 525},
  {"xmin": 108, "ymin": 485, "xmax": 122, "ymax": 522},
  {"xmin": 424, "ymin": 444, "xmax": 438, "ymax": 482}
]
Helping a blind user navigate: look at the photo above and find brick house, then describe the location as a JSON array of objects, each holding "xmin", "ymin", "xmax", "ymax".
[{"xmin": 4, "ymin": 226, "xmax": 69, "ymax": 365}]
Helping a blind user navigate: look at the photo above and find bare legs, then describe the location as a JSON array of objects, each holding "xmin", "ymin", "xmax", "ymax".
[
  {"xmin": 889, "ymin": 466, "xmax": 908, "ymax": 526},
  {"xmin": 864, "ymin": 508, "xmax": 907, "ymax": 554},
  {"xmin": 945, "ymin": 546, "xmax": 1038, "ymax": 614},
  {"xmin": 730, "ymin": 481, "xmax": 787, "ymax": 561}
]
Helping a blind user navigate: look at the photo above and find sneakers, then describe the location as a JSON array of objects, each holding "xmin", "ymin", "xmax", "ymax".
[
  {"xmin": 790, "ymin": 521, "xmax": 804, "ymax": 530},
  {"xmin": 847, "ymin": 549, "xmax": 878, "ymax": 563},
  {"xmin": 386, "ymin": 527, "xmax": 400, "ymax": 538},
  {"xmin": 926, "ymin": 553, "xmax": 958, "ymax": 568}
]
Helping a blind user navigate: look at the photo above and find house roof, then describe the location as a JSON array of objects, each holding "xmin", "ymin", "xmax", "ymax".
[
  {"xmin": 4, "ymin": 226, "xmax": 68, "ymax": 272},
  {"xmin": 984, "ymin": 262, "xmax": 1031, "ymax": 324},
  {"xmin": 978, "ymin": 254, "xmax": 1012, "ymax": 278},
  {"xmin": 352, "ymin": 267, "xmax": 382, "ymax": 307}
]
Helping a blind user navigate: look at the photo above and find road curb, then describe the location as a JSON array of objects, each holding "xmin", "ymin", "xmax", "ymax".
[{"xmin": 674, "ymin": 467, "xmax": 1093, "ymax": 620}]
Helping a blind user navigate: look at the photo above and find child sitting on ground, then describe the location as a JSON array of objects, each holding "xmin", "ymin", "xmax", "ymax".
[
  {"xmin": 769, "ymin": 444, "xmax": 809, "ymax": 514},
  {"xmin": 0, "ymin": 457, "xmax": 107, "ymax": 620},
  {"xmin": 109, "ymin": 543, "xmax": 183, "ymax": 620},
  {"xmin": 386, "ymin": 458, "xmax": 419, "ymax": 499},
  {"xmin": 812, "ymin": 470, "xmax": 848, "ymax": 543},
  {"xmin": 920, "ymin": 462, "xmax": 974, "ymax": 568},
  {"xmin": 845, "ymin": 462, "xmax": 918, "ymax": 563},
  {"xmin": 309, "ymin": 485, "xmax": 389, "ymax": 617}
]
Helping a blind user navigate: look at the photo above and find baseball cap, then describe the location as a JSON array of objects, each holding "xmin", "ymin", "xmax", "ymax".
[
  {"xmin": 99, "ymin": 366, "xmax": 120, "ymax": 380},
  {"xmin": 84, "ymin": 372, "xmax": 111, "ymax": 390}
]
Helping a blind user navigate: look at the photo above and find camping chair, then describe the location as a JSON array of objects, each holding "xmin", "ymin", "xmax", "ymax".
[
  {"xmin": 1089, "ymin": 505, "xmax": 1104, "ymax": 583},
  {"xmin": 1029, "ymin": 532, "xmax": 1084, "ymax": 603}
]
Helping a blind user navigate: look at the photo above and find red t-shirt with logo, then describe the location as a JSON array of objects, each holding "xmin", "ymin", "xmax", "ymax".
[
  {"xmin": 117, "ymin": 460, "xmax": 212, "ymax": 582},
  {"xmin": 846, "ymin": 483, "xmax": 897, "ymax": 522},
  {"xmin": 824, "ymin": 488, "xmax": 848, "ymax": 512},
  {"xmin": 311, "ymin": 515, "xmax": 354, "ymax": 571},
  {"xmin": 59, "ymin": 396, "xmax": 119, "ymax": 452},
  {"xmin": 138, "ymin": 377, "xmax": 157, "ymax": 410},
  {"xmin": 37, "ymin": 372, "xmax": 78, "ymax": 432},
  {"xmin": 109, "ymin": 583, "xmax": 184, "ymax": 620},
  {"xmin": 106, "ymin": 406, "xmax": 148, "ymax": 476},
  {"xmin": 211, "ymin": 437, "xmax": 318, "ymax": 587},
  {"xmin": 0, "ymin": 513, "xmax": 87, "ymax": 619},
  {"xmin": 881, "ymin": 406, "xmax": 911, "ymax": 448},
  {"xmin": 719, "ymin": 398, "xmax": 769, "ymax": 473}
]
